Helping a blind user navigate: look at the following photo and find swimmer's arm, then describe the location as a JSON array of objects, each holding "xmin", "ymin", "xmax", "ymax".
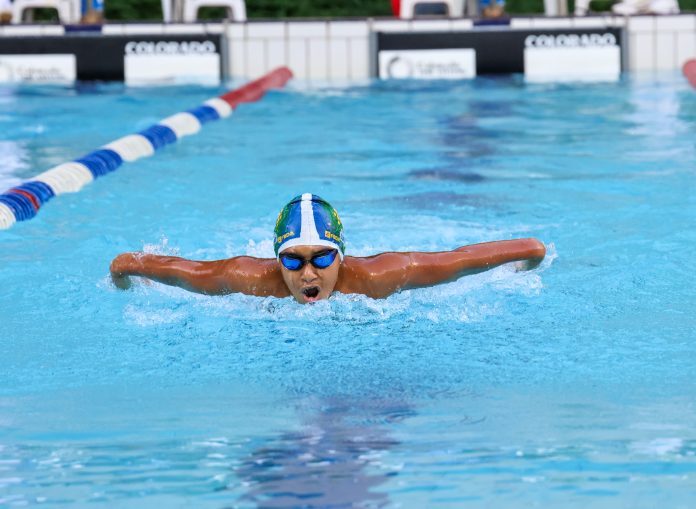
[
  {"xmin": 109, "ymin": 252, "xmax": 289, "ymax": 297},
  {"xmin": 351, "ymin": 239, "xmax": 546, "ymax": 298},
  {"xmin": 456, "ymin": 239, "xmax": 546, "ymax": 272}
]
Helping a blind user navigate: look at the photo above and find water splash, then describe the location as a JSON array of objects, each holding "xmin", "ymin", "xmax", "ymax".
[{"xmin": 143, "ymin": 235, "xmax": 180, "ymax": 256}]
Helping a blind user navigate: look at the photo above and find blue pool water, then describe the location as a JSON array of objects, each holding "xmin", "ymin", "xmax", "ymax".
[{"xmin": 1, "ymin": 74, "xmax": 696, "ymax": 507}]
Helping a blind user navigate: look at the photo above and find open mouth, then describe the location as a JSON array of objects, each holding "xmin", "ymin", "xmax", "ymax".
[{"xmin": 301, "ymin": 286, "xmax": 320, "ymax": 300}]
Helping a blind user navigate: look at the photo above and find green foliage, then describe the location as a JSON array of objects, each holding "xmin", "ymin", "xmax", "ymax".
[
  {"xmin": 105, "ymin": 0, "xmax": 162, "ymax": 20},
  {"xmin": 103, "ymin": 0, "xmax": 392, "ymax": 20},
  {"xmin": 504, "ymin": 0, "xmax": 544, "ymax": 13},
  {"xmin": 17, "ymin": 7, "xmax": 60, "ymax": 21}
]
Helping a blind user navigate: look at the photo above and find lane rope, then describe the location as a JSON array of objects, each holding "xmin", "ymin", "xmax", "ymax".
[
  {"xmin": 0, "ymin": 67, "xmax": 293, "ymax": 230},
  {"xmin": 683, "ymin": 58, "xmax": 696, "ymax": 89}
]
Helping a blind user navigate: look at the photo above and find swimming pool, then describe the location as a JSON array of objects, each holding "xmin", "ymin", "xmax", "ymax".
[{"xmin": 1, "ymin": 73, "xmax": 695, "ymax": 507}]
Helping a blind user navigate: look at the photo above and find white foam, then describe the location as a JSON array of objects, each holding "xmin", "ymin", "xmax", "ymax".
[
  {"xmin": 124, "ymin": 304, "xmax": 187, "ymax": 326},
  {"xmin": 143, "ymin": 235, "xmax": 180, "ymax": 256},
  {"xmin": 286, "ymin": 80, "xmax": 371, "ymax": 94},
  {"xmin": 192, "ymin": 437, "xmax": 230, "ymax": 447},
  {"xmin": 137, "ymin": 271, "xmax": 510, "ymax": 325},
  {"xmin": 631, "ymin": 438, "xmax": 684, "ymax": 456},
  {"xmin": 244, "ymin": 239, "xmax": 275, "ymax": 258}
]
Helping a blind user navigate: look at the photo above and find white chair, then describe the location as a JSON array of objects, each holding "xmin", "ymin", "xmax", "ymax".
[
  {"xmin": 399, "ymin": 0, "xmax": 458, "ymax": 18},
  {"xmin": 11, "ymin": 0, "xmax": 80, "ymax": 23},
  {"xmin": 610, "ymin": 0, "xmax": 679, "ymax": 14},
  {"xmin": 182, "ymin": 0, "xmax": 246, "ymax": 22},
  {"xmin": 162, "ymin": 0, "xmax": 173, "ymax": 22},
  {"xmin": 574, "ymin": 0, "xmax": 678, "ymax": 15},
  {"xmin": 544, "ymin": 0, "xmax": 568, "ymax": 15}
]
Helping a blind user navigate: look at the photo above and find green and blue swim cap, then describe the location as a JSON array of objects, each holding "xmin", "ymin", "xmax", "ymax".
[{"xmin": 273, "ymin": 193, "xmax": 345, "ymax": 259}]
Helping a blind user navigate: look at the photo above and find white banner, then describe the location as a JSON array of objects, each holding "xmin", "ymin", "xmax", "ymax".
[
  {"xmin": 524, "ymin": 33, "xmax": 621, "ymax": 82},
  {"xmin": 378, "ymin": 49, "xmax": 476, "ymax": 80},
  {"xmin": 0, "ymin": 54, "xmax": 76, "ymax": 83},
  {"xmin": 124, "ymin": 54, "xmax": 220, "ymax": 86}
]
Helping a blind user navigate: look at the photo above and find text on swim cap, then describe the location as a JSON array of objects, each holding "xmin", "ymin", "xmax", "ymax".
[
  {"xmin": 276, "ymin": 231, "xmax": 294, "ymax": 243},
  {"xmin": 324, "ymin": 230, "xmax": 341, "ymax": 243}
]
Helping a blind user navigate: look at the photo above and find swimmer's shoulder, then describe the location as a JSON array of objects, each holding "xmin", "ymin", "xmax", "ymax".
[
  {"xmin": 336, "ymin": 254, "xmax": 410, "ymax": 298},
  {"xmin": 222, "ymin": 256, "xmax": 290, "ymax": 297},
  {"xmin": 336, "ymin": 256, "xmax": 370, "ymax": 295}
]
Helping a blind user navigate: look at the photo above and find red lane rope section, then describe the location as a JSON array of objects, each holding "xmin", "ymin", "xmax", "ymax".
[
  {"xmin": 10, "ymin": 189, "xmax": 39, "ymax": 211},
  {"xmin": 220, "ymin": 67, "xmax": 294, "ymax": 109},
  {"xmin": 683, "ymin": 59, "xmax": 696, "ymax": 89}
]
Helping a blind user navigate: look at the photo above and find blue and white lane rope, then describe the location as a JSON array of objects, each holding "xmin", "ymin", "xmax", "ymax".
[{"xmin": 0, "ymin": 67, "xmax": 294, "ymax": 230}]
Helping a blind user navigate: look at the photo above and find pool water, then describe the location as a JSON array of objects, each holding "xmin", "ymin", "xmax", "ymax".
[{"xmin": 1, "ymin": 74, "xmax": 695, "ymax": 507}]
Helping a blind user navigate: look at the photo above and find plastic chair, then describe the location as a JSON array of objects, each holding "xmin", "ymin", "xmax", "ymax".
[
  {"xmin": 544, "ymin": 0, "xmax": 568, "ymax": 15},
  {"xmin": 611, "ymin": 0, "xmax": 679, "ymax": 14},
  {"xmin": 11, "ymin": 0, "xmax": 81, "ymax": 23},
  {"xmin": 574, "ymin": 0, "xmax": 679, "ymax": 15},
  {"xmin": 162, "ymin": 0, "xmax": 173, "ymax": 22},
  {"xmin": 182, "ymin": 0, "xmax": 246, "ymax": 22}
]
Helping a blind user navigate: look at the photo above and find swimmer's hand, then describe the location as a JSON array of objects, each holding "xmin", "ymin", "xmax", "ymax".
[
  {"xmin": 514, "ymin": 258, "xmax": 542, "ymax": 271},
  {"xmin": 513, "ymin": 241, "xmax": 546, "ymax": 271},
  {"xmin": 110, "ymin": 253, "xmax": 137, "ymax": 290}
]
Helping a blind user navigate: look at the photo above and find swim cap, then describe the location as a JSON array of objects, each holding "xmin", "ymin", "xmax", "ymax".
[{"xmin": 274, "ymin": 193, "xmax": 345, "ymax": 259}]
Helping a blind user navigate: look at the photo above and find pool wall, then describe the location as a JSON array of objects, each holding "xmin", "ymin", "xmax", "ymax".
[
  {"xmin": 222, "ymin": 15, "xmax": 696, "ymax": 79},
  {"xmin": 0, "ymin": 15, "xmax": 694, "ymax": 83}
]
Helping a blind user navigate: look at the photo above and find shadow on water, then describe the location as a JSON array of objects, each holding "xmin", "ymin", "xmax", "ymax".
[
  {"xmin": 408, "ymin": 168, "xmax": 486, "ymax": 183},
  {"xmin": 299, "ymin": 103, "xmax": 502, "ymax": 186},
  {"xmin": 406, "ymin": 99, "xmax": 517, "ymax": 184},
  {"xmin": 382, "ymin": 191, "xmax": 492, "ymax": 209},
  {"xmin": 226, "ymin": 398, "xmax": 415, "ymax": 509}
]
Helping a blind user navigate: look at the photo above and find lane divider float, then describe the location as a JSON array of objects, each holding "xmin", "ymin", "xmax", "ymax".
[
  {"xmin": 684, "ymin": 58, "xmax": 696, "ymax": 89},
  {"xmin": 0, "ymin": 67, "xmax": 294, "ymax": 230}
]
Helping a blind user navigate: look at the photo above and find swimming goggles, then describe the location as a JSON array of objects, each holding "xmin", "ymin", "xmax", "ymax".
[{"xmin": 279, "ymin": 249, "xmax": 338, "ymax": 271}]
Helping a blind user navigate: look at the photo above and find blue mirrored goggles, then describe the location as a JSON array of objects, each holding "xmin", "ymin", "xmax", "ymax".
[{"xmin": 279, "ymin": 249, "xmax": 338, "ymax": 271}]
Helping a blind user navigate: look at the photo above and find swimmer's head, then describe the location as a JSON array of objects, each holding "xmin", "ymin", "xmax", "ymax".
[
  {"xmin": 274, "ymin": 194, "xmax": 345, "ymax": 304},
  {"xmin": 273, "ymin": 193, "xmax": 345, "ymax": 258}
]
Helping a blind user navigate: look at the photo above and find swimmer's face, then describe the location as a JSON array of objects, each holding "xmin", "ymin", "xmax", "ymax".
[{"xmin": 278, "ymin": 245, "xmax": 341, "ymax": 304}]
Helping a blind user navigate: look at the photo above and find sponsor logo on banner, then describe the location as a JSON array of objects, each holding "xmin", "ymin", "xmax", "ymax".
[
  {"xmin": 523, "ymin": 32, "xmax": 620, "ymax": 82},
  {"xmin": 124, "ymin": 40, "xmax": 217, "ymax": 55},
  {"xmin": 0, "ymin": 55, "xmax": 76, "ymax": 83},
  {"xmin": 378, "ymin": 49, "xmax": 476, "ymax": 80},
  {"xmin": 123, "ymin": 39, "xmax": 220, "ymax": 85},
  {"xmin": 524, "ymin": 33, "xmax": 617, "ymax": 48}
]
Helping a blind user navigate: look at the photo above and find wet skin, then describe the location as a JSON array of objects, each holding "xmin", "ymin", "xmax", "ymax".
[{"xmin": 110, "ymin": 238, "xmax": 546, "ymax": 303}]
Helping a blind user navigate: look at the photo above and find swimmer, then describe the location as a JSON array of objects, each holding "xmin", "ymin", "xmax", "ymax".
[{"xmin": 110, "ymin": 193, "xmax": 546, "ymax": 304}]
